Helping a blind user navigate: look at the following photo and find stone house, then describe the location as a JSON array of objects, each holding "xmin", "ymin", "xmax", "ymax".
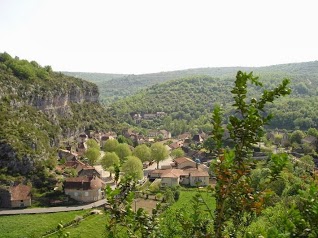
[
  {"xmin": 0, "ymin": 184, "xmax": 32, "ymax": 208},
  {"xmin": 58, "ymin": 149, "xmax": 78, "ymax": 161},
  {"xmin": 76, "ymin": 142, "xmax": 87, "ymax": 156},
  {"xmin": 64, "ymin": 176, "xmax": 105, "ymax": 203}
]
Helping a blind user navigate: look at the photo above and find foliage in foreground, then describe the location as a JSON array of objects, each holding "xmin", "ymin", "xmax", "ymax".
[{"xmin": 95, "ymin": 71, "xmax": 318, "ymax": 238}]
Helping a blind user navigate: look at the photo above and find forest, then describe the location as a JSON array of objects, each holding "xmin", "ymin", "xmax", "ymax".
[{"xmin": 106, "ymin": 67, "xmax": 318, "ymax": 135}]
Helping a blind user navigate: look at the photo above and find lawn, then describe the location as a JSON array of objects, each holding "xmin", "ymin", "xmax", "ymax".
[
  {"xmin": 0, "ymin": 189, "xmax": 215, "ymax": 238},
  {"xmin": 165, "ymin": 188, "xmax": 215, "ymax": 213},
  {"xmin": 49, "ymin": 211, "xmax": 107, "ymax": 238},
  {"xmin": 0, "ymin": 210, "xmax": 88, "ymax": 238}
]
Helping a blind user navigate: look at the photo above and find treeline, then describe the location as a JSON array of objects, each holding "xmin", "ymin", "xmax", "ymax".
[
  {"xmin": 65, "ymin": 61, "xmax": 318, "ymax": 105},
  {"xmin": 108, "ymin": 70, "xmax": 318, "ymax": 134}
]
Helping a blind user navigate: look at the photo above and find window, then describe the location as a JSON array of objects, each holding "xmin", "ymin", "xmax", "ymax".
[
  {"xmin": 85, "ymin": 192, "xmax": 89, "ymax": 197},
  {"xmin": 74, "ymin": 192, "xmax": 78, "ymax": 197}
]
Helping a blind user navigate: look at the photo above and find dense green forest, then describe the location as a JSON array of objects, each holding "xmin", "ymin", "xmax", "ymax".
[
  {"xmin": 65, "ymin": 61, "xmax": 318, "ymax": 105},
  {"xmin": 107, "ymin": 66, "xmax": 318, "ymax": 135},
  {"xmin": 0, "ymin": 53, "xmax": 115, "ymax": 186}
]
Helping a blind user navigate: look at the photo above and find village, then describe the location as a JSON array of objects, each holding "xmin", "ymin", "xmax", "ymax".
[{"xmin": 1, "ymin": 124, "xmax": 317, "ymax": 211}]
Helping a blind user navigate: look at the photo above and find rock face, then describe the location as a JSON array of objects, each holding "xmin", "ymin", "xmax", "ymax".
[{"xmin": 0, "ymin": 65, "xmax": 107, "ymax": 178}]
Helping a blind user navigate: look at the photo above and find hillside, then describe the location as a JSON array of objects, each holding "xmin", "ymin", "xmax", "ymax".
[
  {"xmin": 64, "ymin": 61, "xmax": 318, "ymax": 105},
  {"xmin": 0, "ymin": 53, "xmax": 115, "ymax": 186},
  {"xmin": 108, "ymin": 68, "xmax": 318, "ymax": 135}
]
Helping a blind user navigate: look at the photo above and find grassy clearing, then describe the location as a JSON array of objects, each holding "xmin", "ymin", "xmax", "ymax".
[
  {"xmin": 166, "ymin": 188, "xmax": 215, "ymax": 213},
  {"xmin": 48, "ymin": 212, "xmax": 107, "ymax": 238},
  {"xmin": 0, "ymin": 189, "xmax": 215, "ymax": 238},
  {"xmin": 0, "ymin": 210, "xmax": 88, "ymax": 238}
]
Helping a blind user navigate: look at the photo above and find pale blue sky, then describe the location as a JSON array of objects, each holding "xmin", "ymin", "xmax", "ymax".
[{"xmin": 0, "ymin": 0, "xmax": 317, "ymax": 74}]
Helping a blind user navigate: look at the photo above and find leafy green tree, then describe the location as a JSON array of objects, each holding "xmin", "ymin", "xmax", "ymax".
[
  {"xmin": 212, "ymin": 71, "xmax": 290, "ymax": 237},
  {"xmin": 115, "ymin": 143, "xmax": 132, "ymax": 163},
  {"xmin": 101, "ymin": 152, "xmax": 120, "ymax": 177},
  {"xmin": 170, "ymin": 148, "xmax": 185, "ymax": 159},
  {"xmin": 86, "ymin": 138, "xmax": 99, "ymax": 149},
  {"xmin": 121, "ymin": 156, "xmax": 143, "ymax": 181},
  {"xmin": 151, "ymin": 142, "xmax": 169, "ymax": 169},
  {"xmin": 84, "ymin": 148, "xmax": 100, "ymax": 165},
  {"xmin": 307, "ymin": 127, "xmax": 318, "ymax": 138},
  {"xmin": 203, "ymin": 136, "xmax": 216, "ymax": 154},
  {"xmin": 103, "ymin": 139, "xmax": 119, "ymax": 152},
  {"xmin": 133, "ymin": 144, "xmax": 151, "ymax": 162},
  {"xmin": 290, "ymin": 130, "xmax": 305, "ymax": 144}
]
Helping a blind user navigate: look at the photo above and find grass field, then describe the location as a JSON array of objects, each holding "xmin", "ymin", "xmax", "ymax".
[
  {"xmin": 0, "ymin": 210, "xmax": 88, "ymax": 238},
  {"xmin": 0, "ymin": 188, "xmax": 215, "ymax": 238}
]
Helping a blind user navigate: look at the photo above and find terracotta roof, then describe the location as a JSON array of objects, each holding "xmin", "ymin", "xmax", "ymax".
[
  {"xmin": 150, "ymin": 169, "xmax": 187, "ymax": 177},
  {"xmin": 10, "ymin": 184, "xmax": 31, "ymax": 201},
  {"xmin": 174, "ymin": 157, "xmax": 195, "ymax": 165},
  {"xmin": 64, "ymin": 176, "xmax": 105, "ymax": 190},
  {"xmin": 190, "ymin": 170, "xmax": 209, "ymax": 177},
  {"xmin": 178, "ymin": 133, "xmax": 191, "ymax": 140}
]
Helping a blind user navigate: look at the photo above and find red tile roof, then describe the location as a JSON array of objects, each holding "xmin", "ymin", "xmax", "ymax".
[{"xmin": 10, "ymin": 184, "xmax": 31, "ymax": 201}]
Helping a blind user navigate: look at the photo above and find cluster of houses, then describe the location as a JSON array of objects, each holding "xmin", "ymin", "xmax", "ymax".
[
  {"xmin": 56, "ymin": 156, "xmax": 108, "ymax": 203},
  {"xmin": 131, "ymin": 112, "xmax": 167, "ymax": 124},
  {"xmin": 149, "ymin": 157, "xmax": 210, "ymax": 187}
]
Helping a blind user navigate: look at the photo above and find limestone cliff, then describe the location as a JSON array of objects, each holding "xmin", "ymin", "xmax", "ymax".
[{"xmin": 0, "ymin": 53, "xmax": 114, "ymax": 181}]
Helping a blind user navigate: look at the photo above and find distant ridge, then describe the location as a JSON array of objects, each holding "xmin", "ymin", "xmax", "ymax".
[{"xmin": 64, "ymin": 61, "xmax": 318, "ymax": 105}]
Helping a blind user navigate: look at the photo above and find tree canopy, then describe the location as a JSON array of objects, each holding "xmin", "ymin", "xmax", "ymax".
[{"xmin": 151, "ymin": 142, "xmax": 169, "ymax": 169}]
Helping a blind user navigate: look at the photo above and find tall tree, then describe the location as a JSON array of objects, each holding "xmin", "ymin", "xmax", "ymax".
[
  {"xmin": 151, "ymin": 142, "xmax": 169, "ymax": 169},
  {"xmin": 101, "ymin": 152, "xmax": 120, "ymax": 177},
  {"xmin": 121, "ymin": 156, "xmax": 143, "ymax": 181},
  {"xmin": 103, "ymin": 139, "xmax": 119, "ymax": 152},
  {"xmin": 170, "ymin": 148, "xmax": 185, "ymax": 159},
  {"xmin": 133, "ymin": 144, "xmax": 151, "ymax": 162},
  {"xmin": 86, "ymin": 138, "xmax": 100, "ymax": 150},
  {"xmin": 115, "ymin": 143, "xmax": 132, "ymax": 163},
  {"xmin": 84, "ymin": 147, "xmax": 100, "ymax": 165}
]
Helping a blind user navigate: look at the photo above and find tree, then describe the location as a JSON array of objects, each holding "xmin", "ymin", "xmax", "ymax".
[
  {"xmin": 115, "ymin": 143, "xmax": 132, "ymax": 163},
  {"xmin": 121, "ymin": 156, "xmax": 143, "ymax": 181},
  {"xmin": 290, "ymin": 130, "xmax": 305, "ymax": 144},
  {"xmin": 101, "ymin": 152, "xmax": 120, "ymax": 177},
  {"xmin": 212, "ymin": 71, "xmax": 290, "ymax": 237},
  {"xmin": 86, "ymin": 138, "xmax": 99, "ymax": 150},
  {"xmin": 103, "ymin": 139, "xmax": 119, "ymax": 152},
  {"xmin": 84, "ymin": 148, "xmax": 100, "ymax": 165},
  {"xmin": 133, "ymin": 144, "xmax": 151, "ymax": 162},
  {"xmin": 151, "ymin": 142, "xmax": 169, "ymax": 169},
  {"xmin": 203, "ymin": 136, "xmax": 216, "ymax": 154},
  {"xmin": 170, "ymin": 148, "xmax": 185, "ymax": 159}
]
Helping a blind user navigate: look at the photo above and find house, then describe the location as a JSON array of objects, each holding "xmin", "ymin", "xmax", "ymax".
[
  {"xmin": 64, "ymin": 176, "xmax": 105, "ymax": 203},
  {"xmin": 161, "ymin": 169, "xmax": 188, "ymax": 187},
  {"xmin": 189, "ymin": 170, "xmax": 210, "ymax": 186},
  {"xmin": 173, "ymin": 157, "xmax": 197, "ymax": 169},
  {"xmin": 143, "ymin": 113, "xmax": 157, "ymax": 120},
  {"xmin": 76, "ymin": 142, "xmax": 87, "ymax": 156},
  {"xmin": 178, "ymin": 133, "xmax": 191, "ymax": 141},
  {"xmin": 159, "ymin": 130, "xmax": 171, "ymax": 139},
  {"xmin": 148, "ymin": 130, "xmax": 159, "ymax": 138},
  {"xmin": 0, "ymin": 184, "xmax": 32, "ymax": 208},
  {"xmin": 148, "ymin": 168, "xmax": 209, "ymax": 187},
  {"xmin": 132, "ymin": 113, "xmax": 142, "ymax": 124},
  {"xmin": 192, "ymin": 134, "xmax": 203, "ymax": 144},
  {"xmin": 169, "ymin": 141, "xmax": 183, "ymax": 150},
  {"xmin": 77, "ymin": 133, "xmax": 88, "ymax": 143},
  {"xmin": 77, "ymin": 166, "xmax": 101, "ymax": 178},
  {"xmin": 301, "ymin": 135, "xmax": 318, "ymax": 146},
  {"xmin": 156, "ymin": 112, "xmax": 166, "ymax": 117},
  {"xmin": 58, "ymin": 149, "xmax": 78, "ymax": 161}
]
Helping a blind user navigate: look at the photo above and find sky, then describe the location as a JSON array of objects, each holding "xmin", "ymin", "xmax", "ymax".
[{"xmin": 0, "ymin": 0, "xmax": 317, "ymax": 74}]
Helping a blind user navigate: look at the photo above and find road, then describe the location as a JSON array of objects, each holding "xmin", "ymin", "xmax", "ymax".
[{"xmin": 0, "ymin": 199, "xmax": 107, "ymax": 216}]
